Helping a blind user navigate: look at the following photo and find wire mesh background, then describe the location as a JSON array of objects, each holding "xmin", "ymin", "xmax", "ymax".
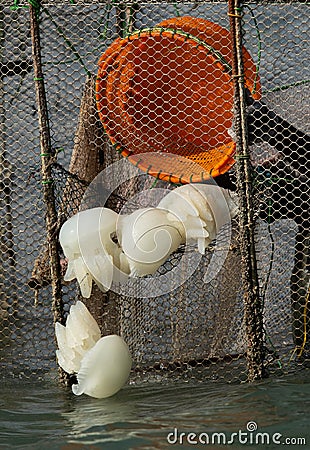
[{"xmin": 0, "ymin": 1, "xmax": 309, "ymax": 383}]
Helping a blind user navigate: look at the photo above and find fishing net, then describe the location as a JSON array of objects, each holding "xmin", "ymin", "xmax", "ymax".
[{"xmin": 0, "ymin": 1, "xmax": 309, "ymax": 385}]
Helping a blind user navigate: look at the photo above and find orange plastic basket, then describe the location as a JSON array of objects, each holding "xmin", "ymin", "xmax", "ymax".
[
  {"xmin": 158, "ymin": 16, "xmax": 261, "ymax": 101},
  {"xmin": 96, "ymin": 17, "xmax": 261, "ymax": 184}
]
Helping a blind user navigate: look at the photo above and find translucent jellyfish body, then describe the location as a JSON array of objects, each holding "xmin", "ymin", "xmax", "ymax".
[
  {"xmin": 158, "ymin": 183, "xmax": 237, "ymax": 254},
  {"xmin": 59, "ymin": 207, "xmax": 128, "ymax": 298},
  {"xmin": 117, "ymin": 207, "xmax": 184, "ymax": 277},
  {"xmin": 55, "ymin": 301, "xmax": 132, "ymax": 399}
]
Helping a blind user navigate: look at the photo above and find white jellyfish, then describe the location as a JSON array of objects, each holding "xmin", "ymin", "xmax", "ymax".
[
  {"xmin": 157, "ymin": 183, "xmax": 238, "ymax": 254},
  {"xmin": 55, "ymin": 301, "xmax": 132, "ymax": 399},
  {"xmin": 117, "ymin": 207, "xmax": 184, "ymax": 277},
  {"xmin": 59, "ymin": 207, "xmax": 129, "ymax": 298},
  {"xmin": 72, "ymin": 335, "xmax": 132, "ymax": 399},
  {"xmin": 55, "ymin": 300, "xmax": 101, "ymax": 374},
  {"xmin": 59, "ymin": 185, "xmax": 237, "ymax": 292}
]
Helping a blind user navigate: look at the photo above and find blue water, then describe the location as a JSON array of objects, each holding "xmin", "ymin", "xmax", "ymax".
[{"xmin": 1, "ymin": 371, "xmax": 309, "ymax": 449}]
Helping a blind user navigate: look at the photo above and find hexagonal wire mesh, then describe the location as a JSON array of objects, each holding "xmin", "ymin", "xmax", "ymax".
[{"xmin": 0, "ymin": 1, "xmax": 309, "ymax": 385}]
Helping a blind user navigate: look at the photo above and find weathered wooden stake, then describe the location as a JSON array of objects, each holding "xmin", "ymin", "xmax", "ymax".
[
  {"xmin": 29, "ymin": 3, "xmax": 67, "ymax": 382},
  {"xmin": 228, "ymin": 0, "xmax": 265, "ymax": 380}
]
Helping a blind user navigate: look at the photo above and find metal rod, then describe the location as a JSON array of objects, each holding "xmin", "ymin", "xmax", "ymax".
[{"xmin": 228, "ymin": 0, "xmax": 265, "ymax": 381}]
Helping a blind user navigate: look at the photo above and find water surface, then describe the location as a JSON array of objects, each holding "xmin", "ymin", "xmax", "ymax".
[{"xmin": 1, "ymin": 371, "xmax": 309, "ymax": 449}]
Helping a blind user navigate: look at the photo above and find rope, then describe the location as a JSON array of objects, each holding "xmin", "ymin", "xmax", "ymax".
[
  {"xmin": 11, "ymin": 0, "xmax": 40, "ymax": 14},
  {"xmin": 10, "ymin": 0, "xmax": 28, "ymax": 10},
  {"xmin": 10, "ymin": 1, "xmax": 90, "ymax": 75},
  {"xmin": 173, "ymin": 2, "xmax": 180, "ymax": 17},
  {"xmin": 243, "ymin": 4, "xmax": 262, "ymax": 96},
  {"xmin": 43, "ymin": 7, "xmax": 91, "ymax": 76},
  {"xmin": 128, "ymin": 26, "xmax": 232, "ymax": 75},
  {"xmin": 298, "ymin": 287, "xmax": 309, "ymax": 357},
  {"xmin": 11, "ymin": 0, "xmax": 74, "ymax": 11}
]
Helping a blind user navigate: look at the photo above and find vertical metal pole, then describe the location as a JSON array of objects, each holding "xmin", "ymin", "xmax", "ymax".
[
  {"xmin": 228, "ymin": 0, "xmax": 265, "ymax": 380},
  {"xmin": 29, "ymin": 3, "xmax": 67, "ymax": 381}
]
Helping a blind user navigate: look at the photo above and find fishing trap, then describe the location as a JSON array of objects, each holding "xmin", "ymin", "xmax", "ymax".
[{"xmin": 0, "ymin": 0, "xmax": 309, "ymax": 385}]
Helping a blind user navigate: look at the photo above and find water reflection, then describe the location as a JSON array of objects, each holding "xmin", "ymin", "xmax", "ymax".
[
  {"xmin": 61, "ymin": 375, "xmax": 310, "ymax": 448},
  {"xmin": 1, "ymin": 374, "xmax": 309, "ymax": 449}
]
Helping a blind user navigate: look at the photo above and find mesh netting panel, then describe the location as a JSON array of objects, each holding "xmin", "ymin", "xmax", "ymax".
[
  {"xmin": 243, "ymin": 2, "xmax": 309, "ymax": 372},
  {"xmin": 0, "ymin": 1, "xmax": 309, "ymax": 384}
]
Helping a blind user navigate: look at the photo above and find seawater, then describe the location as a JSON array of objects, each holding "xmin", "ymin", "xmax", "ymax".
[{"xmin": 0, "ymin": 371, "xmax": 309, "ymax": 450}]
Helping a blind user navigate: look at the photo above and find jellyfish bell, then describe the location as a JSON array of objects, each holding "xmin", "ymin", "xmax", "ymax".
[
  {"xmin": 192, "ymin": 183, "xmax": 238, "ymax": 230},
  {"xmin": 158, "ymin": 183, "xmax": 237, "ymax": 254},
  {"xmin": 72, "ymin": 335, "xmax": 132, "ymax": 399},
  {"xmin": 117, "ymin": 207, "xmax": 184, "ymax": 277},
  {"xmin": 55, "ymin": 301, "xmax": 132, "ymax": 398},
  {"xmin": 157, "ymin": 184, "xmax": 215, "ymax": 253},
  {"xmin": 59, "ymin": 207, "xmax": 128, "ymax": 298}
]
